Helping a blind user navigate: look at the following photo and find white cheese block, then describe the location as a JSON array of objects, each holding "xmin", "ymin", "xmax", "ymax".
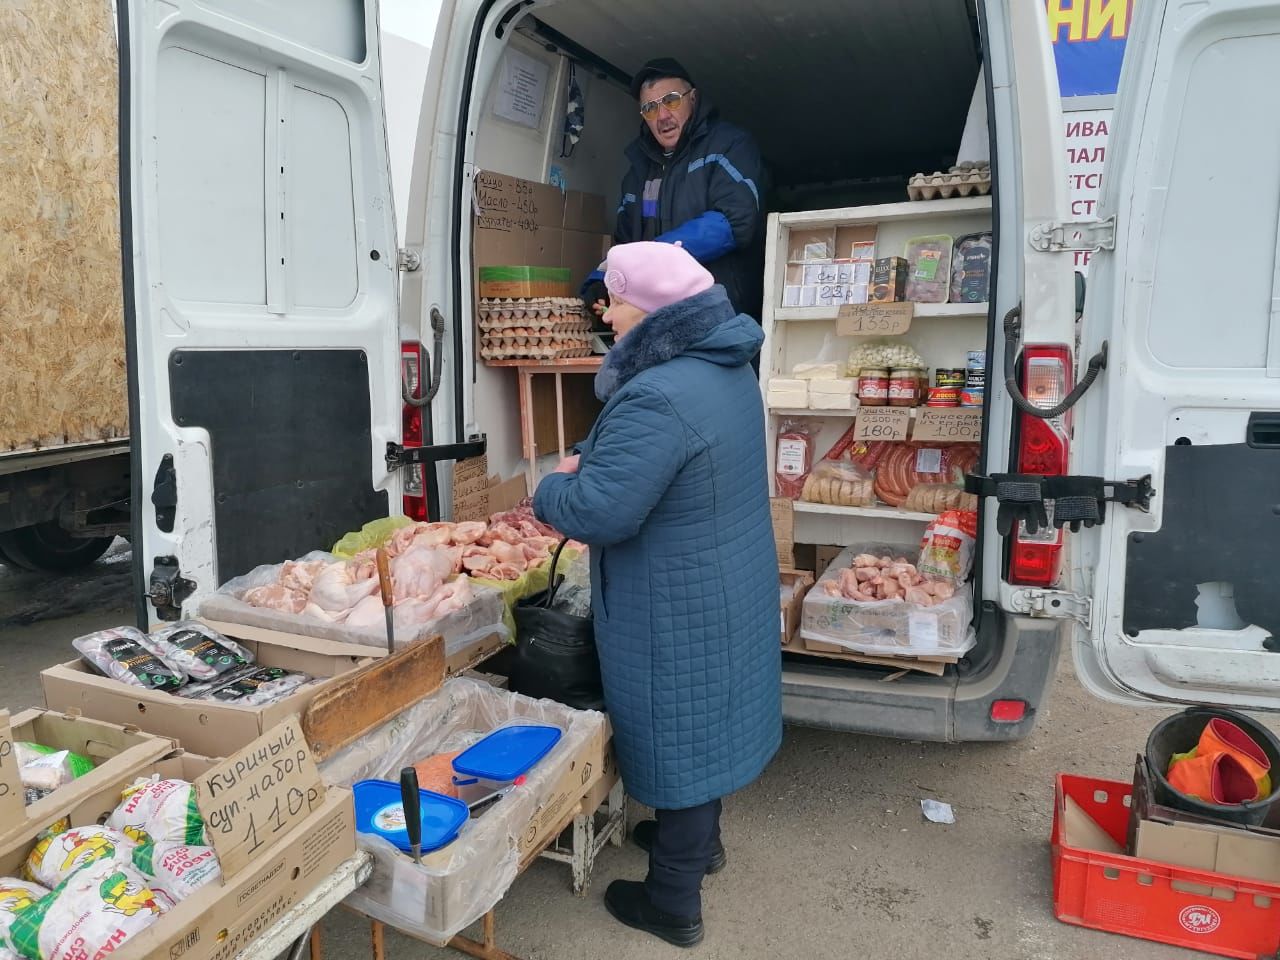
[
  {"xmin": 791, "ymin": 362, "xmax": 840, "ymax": 381},
  {"xmin": 809, "ymin": 392, "xmax": 857, "ymax": 410},
  {"xmin": 809, "ymin": 378, "xmax": 856, "ymax": 396},
  {"xmin": 767, "ymin": 390, "xmax": 809, "ymax": 409}
]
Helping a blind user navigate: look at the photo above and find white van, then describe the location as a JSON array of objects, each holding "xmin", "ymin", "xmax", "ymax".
[{"xmin": 116, "ymin": 0, "xmax": 1280, "ymax": 742}]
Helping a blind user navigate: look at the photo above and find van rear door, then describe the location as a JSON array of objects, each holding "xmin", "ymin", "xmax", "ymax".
[
  {"xmin": 1071, "ymin": 0, "xmax": 1280, "ymax": 710},
  {"xmin": 119, "ymin": 0, "xmax": 401, "ymax": 621}
]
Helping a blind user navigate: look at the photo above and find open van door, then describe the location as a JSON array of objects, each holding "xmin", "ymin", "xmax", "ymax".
[
  {"xmin": 118, "ymin": 0, "xmax": 401, "ymax": 621},
  {"xmin": 1070, "ymin": 0, "xmax": 1280, "ymax": 710}
]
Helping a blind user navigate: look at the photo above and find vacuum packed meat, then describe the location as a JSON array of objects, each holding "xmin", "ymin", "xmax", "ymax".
[{"xmin": 71, "ymin": 629, "xmax": 185, "ymax": 692}]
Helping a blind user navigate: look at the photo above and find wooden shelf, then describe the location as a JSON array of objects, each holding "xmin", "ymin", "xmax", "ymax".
[
  {"xmin": 776, "ymin": 196, "xmax": 991, "ymax": 229},
  {"xmin": 772, "ymin": 302, "xmax": 989, "ymax": 323},
  {"xmin": 792, "ymin": 501, "xmax": 937, "ymax": 523},
  {"xmin": 485, "ymin": 357, "xmax": 603, "ymax": 369}
]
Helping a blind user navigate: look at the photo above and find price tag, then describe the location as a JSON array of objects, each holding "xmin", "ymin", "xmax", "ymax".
[
  {"xmin": 195, "ymin": 717, "xmax": 323, "ymax": 879},
  {"xmin": 837, "ymin": 302, "xmax": 914, "ymax": 336},
  {"xmin": 855, "ymin": 407, "xmax": 911, "ymax": 442},
  {"xmin": 914, "ymin": 408, "xmax": 983, "ymax": 443},
  {"xmin": 0, "ymin": 711, "xmax": 22, "ymax": 822}
]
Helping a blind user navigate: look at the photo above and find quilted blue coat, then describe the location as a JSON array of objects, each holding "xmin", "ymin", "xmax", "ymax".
[{"xmin": 533, "ymin": 285, "xmax": 782, "ymax": 809}]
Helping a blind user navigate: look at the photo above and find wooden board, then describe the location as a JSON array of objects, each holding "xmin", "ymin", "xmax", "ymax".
[
  {"xmin": 782, "ymin": 638, "xmax": 955, "ymax": 677},
  {"xmin": 301, "ymin": 636, "xmax": 445, "ymax": 761},
  {"xmin": 1, "ymin": 3, "xmax": 127, "ymax": 451}
]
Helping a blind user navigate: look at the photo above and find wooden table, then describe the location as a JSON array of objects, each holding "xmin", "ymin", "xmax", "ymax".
[{"xmin": 486, "ymin": 357, "xmax": 603, "ymax": 490}]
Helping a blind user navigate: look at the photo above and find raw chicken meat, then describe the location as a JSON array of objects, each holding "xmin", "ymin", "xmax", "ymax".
[
  {"xmin": 310, "ymin": 562, "xmax": 380, "ymax": 614},
  {"xmin": 344, "ymin": 594, "xmax": 388, "ymax": 630},
  {"xmin": 391, "ymin": 546, "xmax": 452, "ymax": 601},
  {"xmin": 822, "ymin": 553, "xmax": 958, "ymax": 607},
  {"xmin": 242, "ymin": 583, "xmax": 307, "ymax": 614}
]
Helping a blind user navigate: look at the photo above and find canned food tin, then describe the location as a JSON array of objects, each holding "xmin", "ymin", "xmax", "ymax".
[
  {"xmin": 960, "ymin": 387, "xmax": 984, "ymax": 407},
  {"xmin": 927, "ymin": 386, "xmax": 960, "ymax": 407},
  {"xmin": 935, "ymin": 368, "xmax": 964, "ymax": 389},
  {"xmin": 965, "ymin": 369, "xmax": 986, "ymax": 389},
  {"xmin": 888, "ymin": 367, "xmax": 923, "ymax": 407},
  {"xmin": 858, "ymin": 368, "xmax": 890, "ymax": 406},
  {"xmin": 966, "ymin": 350, "xmax": 986, "ymax": 371}
]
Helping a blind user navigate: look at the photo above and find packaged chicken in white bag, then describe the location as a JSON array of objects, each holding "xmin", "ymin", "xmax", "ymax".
[
  {"xmin": 107, "ymin": 779, "xmax": 208, "ymax": 848},
  {"xmin": 24, "ymin": 827, "xmax": 139, "ymax": 890},
  {"xmin": 8, "ymin": 861, "xmax": 165, "ymax": 960},
  {"xmin": 0, "ymin": 879, "xmax": 48, "ymax": 954},
  {"xmin": 132, "ymin": 843, "xmax": 221, "ymax": 907}
]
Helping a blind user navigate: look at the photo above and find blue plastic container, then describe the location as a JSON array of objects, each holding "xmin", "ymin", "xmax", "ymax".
[
  {"xmin": 452, "ymin": 722, "xmax": 563, "ymax": 790},
  {"xmin": 352, "ymin": 779, "xmax": 469, "ymax": 853}
]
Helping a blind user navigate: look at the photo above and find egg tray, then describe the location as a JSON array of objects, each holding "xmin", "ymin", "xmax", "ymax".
[
  {"xmin": 480, "ymin": 342, "xmax": 595, "ymax": 361},
  {"xmin": 482, "ymin": 333, "xmax": 594, "ymax": 346},
  {"xmin": 477, "ymin": 297, "xmax": 585, "ymax": 321},
  {"xmin": 477, "ymin": 316, "xmax": 594, "ymax": 335},
  {"xmin": 908, "ymin": 164, "xmax": 992, "ymax": 201}
]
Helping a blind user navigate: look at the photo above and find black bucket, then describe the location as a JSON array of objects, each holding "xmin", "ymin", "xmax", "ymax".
[{"xmin": 1144, "ymin": 707, "xmax": 1280, "ymax": 827}]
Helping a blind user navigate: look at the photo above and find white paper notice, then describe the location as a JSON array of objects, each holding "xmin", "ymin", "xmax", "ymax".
[{"xmin": 494, "ymin": 49, "xmax": 550, "ymax": 129}]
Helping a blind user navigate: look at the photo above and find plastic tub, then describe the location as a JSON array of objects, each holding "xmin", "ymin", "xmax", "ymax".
[
  {"xmin": 353, "ymin": 779, "xmax": 469, "ymax": 853},
  {"xmin": 451, "ymin": 722, "xmax": 563, "ymax": 798},
  {"xmin": 1144, "ymin": 707, "xmax": 1280, "ymax": 827}
]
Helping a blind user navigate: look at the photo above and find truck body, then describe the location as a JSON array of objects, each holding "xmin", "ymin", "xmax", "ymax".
[{"xmin": 115, "ymin": 0, "xmax": 1280, "ymax": 737}]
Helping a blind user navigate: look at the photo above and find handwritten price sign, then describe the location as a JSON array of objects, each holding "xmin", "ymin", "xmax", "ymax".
[
  {"xmin": 0, "ymin": 711, "xmax": 22, "ymax": 822},
  {"xmin": 914, "ymin": 408, "xmax": 983, "ymax": 442},
  {"xmin": 855, "ymin": 407, "xmax": 911, "ymax": 442},
  {"xmin": 837, "ymin": 302, "xmax": 914, "ymax": 336},
  {"xmin": 195, "ymin": 717, "xmax": 323, "ymax": 879}
]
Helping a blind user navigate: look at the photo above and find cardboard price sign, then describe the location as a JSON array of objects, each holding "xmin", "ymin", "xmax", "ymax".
[
  {"xmin": 914, "ymin": 408, "xmax": 983, "ymax": 443},
  {"xmin": 0, "ymin": 711, "xmax": 20, "ymax": 821},
  {"xmin": 195, "ymin": 717, "xmax": 323, "ymax": 879},
  {"xmin": 837, "ymin": 302, "xmax": 913, "ymax": 336},
  {"xmin": 855, "ymin": 407, "xmax": 911, "ymax": 442}
]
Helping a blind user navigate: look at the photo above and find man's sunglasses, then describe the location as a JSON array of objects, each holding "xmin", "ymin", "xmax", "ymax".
[{"xmin": 639, "ymin": 88, "xmax": 694, "ymax": 118}]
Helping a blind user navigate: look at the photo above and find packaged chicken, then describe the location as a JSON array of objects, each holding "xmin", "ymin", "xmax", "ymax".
[
  {"xmin": 131, "ymin": 843, "xmax": 220, "ymax": 907},
  {"xmin": 15, "ymin": 745, "xmax": 94, "ymax": 806},
  {"xmin": 950, "ymin": 232, "xmax": 992, "ymax": 304},
  {"xmin": 0, "ymin": 880, "xmax": 48, "ymax": 953},
  {"xmin": 903, "ymin": 235, "xmax": 954, "ymax": 304},
  {"xmin": 143, "ymin": 622, "xmax": 252, "ymax": 682},
  {"xmin": 24, "ymin": 827, "xmax": 139, "ymax": 889},
  {"xmin": 200, "ymin": 666, "xmax": 312, "ymax": 706},
  {"xmin": 107, "ymin": 779, "xmax": 207, "ymax": 848},
  {"xmin": 918, "ymin": 511, "xmax": 979, "ymax": 582},
  {"xmin": 72, "ymin": 628, "xmax": 186, "ymax": 692},
  {"xmin": 8, "ymin": 861, "xmax": 165, "ymax": 960},
  {"xmin": 801, "ymin": 460, "xmax": 874, "ymax": 507}
]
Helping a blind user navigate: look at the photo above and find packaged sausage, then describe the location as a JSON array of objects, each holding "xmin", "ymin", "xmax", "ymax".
[
  {"xmin": 775, "ymin": 419, "xmax": 816, "ymax": 499},
  {"xmin": 903, "ymin": 235, "xmax": 954, "ymax": 304},
  {"xmin": 8, "ymin": 861, "xmax": 165, "ymax": 960},
  {"xmin": 950, "ymin": 232, "xmax": 992, "ymax": 304},
  {"xmin": 801, "ymin": 461, "xmax": 874, "ymax": 507},
  {"xmin": 143, "ymin": 622, "xmax": 252, "ymax": 682},
  {"xmin": 72, "ymin": 628, "xmax": 186, "ymax": 693}
]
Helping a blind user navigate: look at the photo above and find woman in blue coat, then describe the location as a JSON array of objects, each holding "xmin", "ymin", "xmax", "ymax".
[{"xmin": 534, "ymin": 241, "xmax": 782, "ymax": 947}]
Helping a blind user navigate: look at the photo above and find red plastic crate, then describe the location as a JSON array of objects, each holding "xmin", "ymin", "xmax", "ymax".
[{"xmin": 1052, "ymin": 774, "xmax": 1280, "ymax": 959}]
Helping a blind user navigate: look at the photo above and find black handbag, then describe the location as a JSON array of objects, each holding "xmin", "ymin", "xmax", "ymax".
[{"xmin": 510, "ymin": 540, "xmax": 604, "ymax": 711}]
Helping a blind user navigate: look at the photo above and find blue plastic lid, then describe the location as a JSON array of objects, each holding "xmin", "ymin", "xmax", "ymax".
[
  {"xmin": 352, "ymin": 780, "xmax": 469, "ymax": 853},
  {"xmin": 452, "ymin": 723, "xmax": 563, "ymax": 783}
]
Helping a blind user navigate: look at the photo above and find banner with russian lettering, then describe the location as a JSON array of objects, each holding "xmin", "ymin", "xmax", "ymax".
[{"xmin": 1046, "ymin": 0, "xmax": 1134, "ymax": 97}]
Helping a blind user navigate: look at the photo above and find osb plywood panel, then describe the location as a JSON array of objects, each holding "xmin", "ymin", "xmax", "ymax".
[{"xmin": 0, "ymin": 1, "xmax": 127, "ymax": 452}]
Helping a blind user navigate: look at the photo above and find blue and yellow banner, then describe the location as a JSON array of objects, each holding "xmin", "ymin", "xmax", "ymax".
[{"xmin": 1046, "ymin": 0, "xmax": 1134, "ymax": 98}]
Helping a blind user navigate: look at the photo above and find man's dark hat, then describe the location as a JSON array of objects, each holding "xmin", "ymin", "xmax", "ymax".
[{"xmin": 630, "ymin": 58, "xmax": 695, "ymax": 100}]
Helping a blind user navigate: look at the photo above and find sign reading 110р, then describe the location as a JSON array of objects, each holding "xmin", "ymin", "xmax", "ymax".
[{"xmin": 1046, "ymin": 0, "xmax": 1133, "ymax": 275}]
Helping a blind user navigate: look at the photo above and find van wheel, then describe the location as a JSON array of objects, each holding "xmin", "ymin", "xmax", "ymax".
[{"xmin": 0, "ymin": 523, "xmax": 115, "ymax": 573}]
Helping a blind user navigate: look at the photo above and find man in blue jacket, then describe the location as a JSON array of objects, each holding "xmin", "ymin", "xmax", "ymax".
[{"xmin": 583, "ymin": 58, "xmax": 767, "ymax": 324}]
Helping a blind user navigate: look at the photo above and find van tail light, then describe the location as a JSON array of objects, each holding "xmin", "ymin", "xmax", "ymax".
[
  {"xmin": 401, "ymin": 341, "xmax": 428, "ymax": 522},
  {"xmin": 1008, "ymin": 345, "xmax": 1073, "ymax": 587}
]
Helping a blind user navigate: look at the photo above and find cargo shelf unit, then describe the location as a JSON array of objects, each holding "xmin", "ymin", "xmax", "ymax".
[{"xmin": 761, "ymin": 196, "xmax": 993, "ymax": 549}]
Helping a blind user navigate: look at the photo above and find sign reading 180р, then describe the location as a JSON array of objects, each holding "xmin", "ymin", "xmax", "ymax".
[
  {"xmin": 837, "ymin": 301, "xmax": 914, "ymax": 336},
  {"xmin": 855, "ymin": 407, "xmax": 911, "ymax": 442}
]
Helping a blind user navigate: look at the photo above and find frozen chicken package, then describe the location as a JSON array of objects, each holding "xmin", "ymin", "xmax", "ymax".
[
  {"xmin": 142, "ymin": 622, "xmax": 252, "ymax": 682},
  {"xmin": 72, "ymin": 628, "xmax": 186, "ymax": 692},
  {"xmin": 0, "ymin": 880, "xmax": 48, "ymax": 954},
  {"xmin": 24, "ymin": 826, "xmax": 139, "ymax": 890},
  {"xmin": 107, "ymin": 778, "xmax": 208, "ymax": 848}
]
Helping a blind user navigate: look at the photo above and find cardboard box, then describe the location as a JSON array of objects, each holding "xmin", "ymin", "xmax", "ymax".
[
  {"xmin": 41, "ymin": 628, "xmax": 376, "ymax": 758},
  {"xmin": 780, "ymin": 570, "xmax": 814, "ymax": 646},
  {"xmin": 775, "ymin": 538, "xmax": 795, "ymax": 570},
  {"xmin": 792, "ymin": 636, "xmax": 952, "ymax": 677},
  {"xmin": 0, "ymin": 729, "xmax": 356, "ymax": 960},
  {"xmin": 477, "ymin": 266, "xmax": 572, "ymax": 299},
  {"xmin": 0, "ymin": 708, "xmax": 174, "ymax": 843},
  {"xmin": 1135, "ymin": 818, "xmax": 1280, "ymax": 886},
  {"xmin": 517, "ymin": 718, "xmax": 613, "ymax": 860}
]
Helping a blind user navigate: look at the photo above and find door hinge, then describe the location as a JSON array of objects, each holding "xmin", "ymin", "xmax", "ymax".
[
  {"xmin": 1005, "ymin": 586, "xmax": 1093, "ymax": 626},
  {"xmin": 147, "ymin": 556, "xmax": 195, "ymax": 622},
  {"xmin": 386, "ymin": 435, "xmax": 488, "ymax": 471},
  {"xmin": 397, "ymin": 248, "xmax": 422, "ymax": 272},
  {"xmin": 1029, "ymin": 216, "xmax": 1116, "ymax": 254}
]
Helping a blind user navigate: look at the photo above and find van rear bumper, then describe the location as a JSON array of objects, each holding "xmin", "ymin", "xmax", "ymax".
[{"xmin": 781, "ymin": 615, "xmax": 1064, "ymax": 742}]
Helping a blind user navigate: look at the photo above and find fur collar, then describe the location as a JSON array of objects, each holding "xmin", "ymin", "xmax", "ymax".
[{"xmin": 595, "ymin": 286, "xmax": 736, "ymax": 401}]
